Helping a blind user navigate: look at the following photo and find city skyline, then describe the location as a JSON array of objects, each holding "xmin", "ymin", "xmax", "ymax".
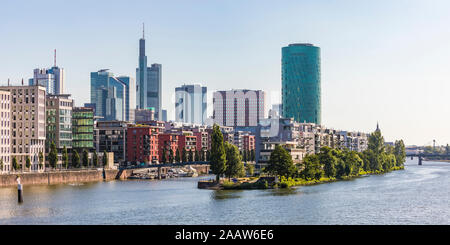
[{"xmin": 1, "ymin": 0, "xmax": 450, "ymax": 146}]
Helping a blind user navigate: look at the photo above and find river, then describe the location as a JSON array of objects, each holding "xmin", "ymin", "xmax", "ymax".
[{"xmin": 0, "ymin": 158, "xmax": 448, "ymax": 225}]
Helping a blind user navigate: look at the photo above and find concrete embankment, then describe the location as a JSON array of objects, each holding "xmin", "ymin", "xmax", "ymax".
[{"xmin": 0, "ymin": 169, "xmax": 132, "ymax": 187}]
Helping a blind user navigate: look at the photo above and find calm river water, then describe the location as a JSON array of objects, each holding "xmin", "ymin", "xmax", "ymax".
[{"xmin": 0, "ymin": 158, "xmax": 448, "ymax": 225}]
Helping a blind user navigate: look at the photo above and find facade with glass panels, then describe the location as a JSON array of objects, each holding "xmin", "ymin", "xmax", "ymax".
[
  {"xmin": 72, "ymin": 107, "xmax": 94, "ymax": 151},
  {"xmin": 175, "ymin": 84, "xmax": 207, "ymax": 125},
  {"xmin": 282, "ymin": 43, "xmax": 321, "ymax": 125},
  {"xmin": 46, "ymin": 94, "xmax": 73, "ymax": 151},
  {"xmin": 90, "ymin": 70, "xmax": 133, "ymax": 122}
]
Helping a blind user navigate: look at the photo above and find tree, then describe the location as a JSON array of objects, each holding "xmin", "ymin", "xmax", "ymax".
[
  {"xmin": 394, "ymin": 140, "xmax": 406, "ymax": 167},
  {"xmin": 224, "ymin": 142, "xmax": 245, "ymax": 180},
  {"xmin": 246, "ymin": 164, "xmax": 255, "ymax": 176},
  {"xmin": 210, "ymin": 124, "xmax": 227, "ymax": 182},
  {"xmin": 169, "ymin": 148, "xmax": 174, "ymax": 163},
  {"xmin": 39, "ymin": 151, "xmax": 44, "ymax": 170},
  {"xmin": 250, "ymin": 149, "xmax": 255, "ymax": 162},
  {"xmin": 0, "ymin": 158, "xmax": 3, "ymax": 172},
  {"xmin": 182, "ymin": 148, "xmax": 188, "ymax": 163},
  {"xmin": 72, "ymin": 150, "xmax": 80, "ymax": 168},
  {"xmin": 319, "ymin": 146, "xmax": 337, "ymax": 178},
  {"xmin": 265, "ymin": 145, "xmax": 297, "ymax": 178},
  {"xmin": 26, "ymin": 156, "xmax": 31, "ymax": 170},
  {"xmin": 62, "ymin": 146, "xmax": 69, "ymax": 169},
  {"xmin": 195, "ymin": 150, "xmax": 200, "ymax": 162},
  {"xmin": 12, "ymin": 157, "xmax": 19, "ymax": 171},
  {"xmin": 103, "ymin": 150, "xmax": 108, "ymax": 167},
  {"xmin": 161, "ymin": 148, "xmax": 167, "ymax": 164},
  {"xmin": 93, "ymin": 151, "xmax": 99, "ymax": 167},
  {"xmin": 188, "ymin": 149, "xmax": 194, "ymax": 162},
  {"xmin": 343, "ymin": 150, "xmax": 363, "ymax": 176},
  {"xmin": 206, "ymin": 150, "xmax": 211, "ymax": 161},
  {"xmin": 48, "ymin": 141, "xmax": 58, "ymax": 169},
  {"xmin": 82, "ymin": 150, "xmax": 89, "ymax": 167},
  {"xmin": 301, "ymin": 154, "xmax": 323, "ymax": 180},
  {"xmin": 175, "ymin": 149, "xmax": 181, "ymax": 163}
]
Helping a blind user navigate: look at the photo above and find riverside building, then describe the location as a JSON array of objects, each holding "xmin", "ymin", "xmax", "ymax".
[
  {"xmin": 6, "ymin": 85, "xmax": 46, "ymax": 171},
  {"xmin": 0, "ymin": 90, "xmax": 11, "ymax": 172}
]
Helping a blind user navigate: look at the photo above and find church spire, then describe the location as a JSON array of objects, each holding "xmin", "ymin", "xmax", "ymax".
[{"xmin": 376, "ymin": 121, "xmax": 380, "ymax": 132}]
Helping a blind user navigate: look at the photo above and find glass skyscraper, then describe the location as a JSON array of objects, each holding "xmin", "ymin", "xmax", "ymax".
[
  {"xmin": 136, "ymin": 26, "xmax": 162, "ymax": 120},
  {"xmin": 90, "ymin": 70, "xmax": 134, "ymax": 121},
  {"xmin": 282, "ymin": 43, "xmax": 321, "ymax": 125},
  {"xmin": 175, "ymin": 84, "xmax": 207, "ymax": 124}
]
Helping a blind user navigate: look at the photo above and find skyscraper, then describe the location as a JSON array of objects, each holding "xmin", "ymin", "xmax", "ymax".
[
  {"xmin": 90, "ymin": 70, "xmax": 134, "ymax": 122},
  {"xmin": 213, "ymin": 89, "xmax": 266, "ymax": 127},
  {"xmin": 282, "ymin": 43, "xmax": 321, "ymax": 125},
  {"xmin": 29, "ymin": 50, "xmax": 65, "ymax": 95},
  {"xmin": 136, "ymin": 25, "xmax": 162, "ymax": 120},
  {"xmin": 175, "ymin": 84, "xmax": 207, "ymax": 124}
]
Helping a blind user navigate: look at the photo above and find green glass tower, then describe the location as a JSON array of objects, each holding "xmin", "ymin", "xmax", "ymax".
[{"xmin": 282, "ymin": 43, "xmax": 321, "ymax": 125}]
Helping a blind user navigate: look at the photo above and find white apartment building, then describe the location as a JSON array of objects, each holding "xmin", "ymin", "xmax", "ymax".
[{"xmin": 0, "ymin": 90, "xmax": 11, "ymax": 172}]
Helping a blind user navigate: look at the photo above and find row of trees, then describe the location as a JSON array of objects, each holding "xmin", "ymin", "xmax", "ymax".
[
  {"xmin": 210, "ymin": 124, "xmax": 253, "ymax": 182},
  {"xmin": 264, "ymin": 128, "xmax": 407, "ymax": 181},
  {"xmin": 160, "ymin": 147, "xmax": 210, "ymax": 164},
  {"xmin": 7, "ymin": 141, "xmax": 109, "ymax": 172}
]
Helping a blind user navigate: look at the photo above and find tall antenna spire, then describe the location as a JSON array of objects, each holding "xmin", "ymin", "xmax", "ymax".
[
  {"xmin": 143, "ymin": 22, "xmax": 145, "ymax": 39},
  {"xmin": 54, "ymin": 49, "xmax": 57, "ymax": 67}
]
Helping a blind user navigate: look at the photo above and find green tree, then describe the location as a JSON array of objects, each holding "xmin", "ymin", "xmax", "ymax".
[
  {"xmin": 103, "ymin": 150, "xmax": 108, "ymax": 167},
  {"xmin": 39, "ymin": 151, "xmax": 44, "ymax": 170},
  {"xmin": 301, "ymin": 154, "xmax": 323, "ymax": 180},
  {"xmin": 182, "ymin": 148, "xmax": 188, "ymax": 162},
  {"xmin": 394, "ymin": 140, "xmax": 406, "ymax": 167},
  {"xmin": 206, "ymin": 150, "xmax": 211, "ymax": 161},
  {"xmin": 224, "ymin": 142, "xmax": 245, "ymax": 180},
  {"xmin": 245, "ymin": 164, "xmax": 255, "ymax": 176},
  {"xmin": 161, "ymin": 148, "xmax": 167, "ymax": 163},
  {"xmin": 48, "ymin": 141, "xmax": 58, "ymax": 169},
  {"xmin": 62, "ymin": 146, "xmax": 69, "ymax": 169},
  {"xmin": 93, "ymin": 151, "xmax": 99, "ymax": 167},
  {"xmin": 12, "ymin": 157, "xmax": 19, "ymax": 171},
  {"xmin": 319, "ymin": 146, "xmax": 337, "ymax": 178},
  {"xmin": 82, "ymin": 150, "xmax": 89, "ymax": 168},
  {"xmin": 0, "ymin": 158, "xmax": 3, "ymax": 172},
  {"xmin": 210, "ymin": 124, "xmax": 227, "ymax": 182},
  {"xmin": 188, "ymin": 149, "xmax": 194, "ymax": 162},
  {"xmin": 72, "ymin": 150, "xmax": 80, "ymax": 168},
  {"xmin": 195, "ymin": 150, "xmax": 200, "ymax": 161},
  {"xmin": 26, "ymin": 156, "xmax": 31, "ymax": 170},
  {"xmin": 265, "ymin": 145, "xmax": 297, "ymax": 178},
  {"xmin": 344, "ymin": 150, "xmax": 364, "ymax": 175},
  {"xmin": 175, "ymin": 149, "xmax": 181, "ymax": 163},
  {"xmin": 168, "ymin": 148, "xmax": 174, "ymax": 163},
  {"xmin": 250, "ymin": 149, "xmax": 255, "ymax": 162}
]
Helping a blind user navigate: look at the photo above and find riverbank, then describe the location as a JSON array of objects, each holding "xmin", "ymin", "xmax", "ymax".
[
  {"xmin": 217, "ymin": 166, "xmax": 405, "ymax": 190},
  {"xmin": 0, "ymin": 169, "xmax": 122, "ymax": 187}
]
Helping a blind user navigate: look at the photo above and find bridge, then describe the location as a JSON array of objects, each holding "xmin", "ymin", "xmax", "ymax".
[{"xmin": 406, "ymin": 153, "xmax": 450, "ymax": 165}]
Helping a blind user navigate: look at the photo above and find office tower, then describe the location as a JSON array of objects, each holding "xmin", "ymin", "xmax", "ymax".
[
  {"xmin": 161, "ymin": 109, "xmax": 167, "ymax": 122},
  {"xmin": 136, "ymin": 25, "xmax": 162, "ymax": 120},
  {"xmin": 29, "ymin": 51, "xmax": 65, "ymax": 95},
  {"xmin": 0, "ymin": 90, "xmax": 11, "ymax": 172},
  {"xmin": 90, "ymin": 70, "xmax": 134, "ymax": 121},
  {"xmin": 175, "ymin": 84, "xmax": 207, "ymax": 124},
  {"xmin": 72, "ymin": 107, "xmax": 94, "ymax": 152},
  {"xmin": 46, "ymin": 94, "xmax": 73, "ymax": 152},
  {"xmin": 5, "ymin": 85, "xmax": 46, "ymax": 171},
  {"xmin": 117, "ymin": 76, "xmax": 135, "ymax": 122},
  {"xmin": 213, "ymin": 89, "xmax": 266, "ymax": 127},
  {"xmin": 282, "ymin": 43, "xmax": 321, "ymax": 124}
]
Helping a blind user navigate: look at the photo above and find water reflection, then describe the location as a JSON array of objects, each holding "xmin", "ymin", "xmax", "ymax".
[{"xmin": 210, "ymin": 190, "xmax": 245, "ymax": 200}]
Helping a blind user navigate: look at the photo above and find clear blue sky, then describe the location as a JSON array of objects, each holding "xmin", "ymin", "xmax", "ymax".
[{"xmin": 1, "ymin": 0, "xmax": 449, "ymax": 146}]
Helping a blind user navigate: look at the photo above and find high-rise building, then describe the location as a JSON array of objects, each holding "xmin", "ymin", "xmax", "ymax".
[
  {"xmin": 175, "ymin": 84, "xmax": 207, "ymax": 125},
  {"xmin": 213, "ymin": 89, "xmax": 266, "ymax": 127},
  {"xmin": 5, "ymin": 85, "xmax": 46, "ymax": 171},
  {"xmin": 0, "ymin": 89, "xmax": 11, "ymax": 172},
  {"xmin": 29, "ymin": 67, "xmax": 65, "ymax": 95},
  {"xmin": 282, "ymin": 43, "xmax": 321, "ymax": 124},
  {"xmin": 136, "ymin": 25, "xmax": 162, "ymax": 120},
  {"xmin": 161, "ymin": 109, "xmax": 167, "ymax": 122},
  {"xmin": 135, "ymin": 108, "xmax": 155, "ymax": 123},
  {"xmin": 90, "ymin": 70, "xmax": 134, "ymax": 121},
  {"xmin": 46, "ymin": 94, "xmax": 73, "ymax": 152}
]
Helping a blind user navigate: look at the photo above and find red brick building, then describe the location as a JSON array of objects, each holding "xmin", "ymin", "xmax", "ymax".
[
  {"xmin": 127, "ymin": 126, "xmax": 160, "ymax": 164},
  {"xmin": 243, "ymin": 135, "xmax": 255, "ymax": 151}
]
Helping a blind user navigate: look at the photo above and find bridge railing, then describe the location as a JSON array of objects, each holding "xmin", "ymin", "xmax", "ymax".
[{"xmin": 120, "ymin": 161, "xmax": 211, "ymax": 170}]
